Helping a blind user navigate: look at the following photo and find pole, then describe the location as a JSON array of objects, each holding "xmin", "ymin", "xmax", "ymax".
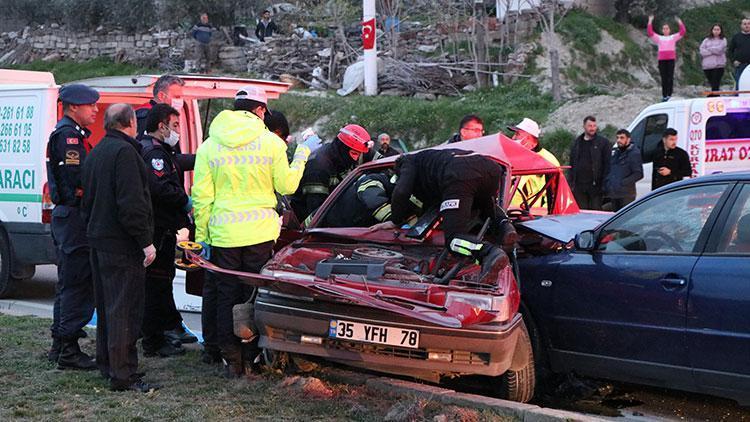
[{"xmin": 363, "ymin": 0, "xmax": 377, "ymax": 96}]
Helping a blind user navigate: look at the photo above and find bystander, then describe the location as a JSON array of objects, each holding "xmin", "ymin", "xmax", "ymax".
[
  {"xmin": 604, "ymin": 129, "xmax": 643, "ymax": 211},
  {"xmin": 568, "ymin": 116, "xmax": 611, "ymax": 210}
]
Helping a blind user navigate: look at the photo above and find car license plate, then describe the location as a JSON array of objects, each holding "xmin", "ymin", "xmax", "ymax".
[{"xmin": 329, "ymin": 320, "xmax": 420, "ymax": 349}]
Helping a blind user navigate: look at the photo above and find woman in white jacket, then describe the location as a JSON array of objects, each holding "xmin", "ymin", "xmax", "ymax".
[{"xmin": 700, "ymin": 24, "xmax": 727, "ymax": 95}]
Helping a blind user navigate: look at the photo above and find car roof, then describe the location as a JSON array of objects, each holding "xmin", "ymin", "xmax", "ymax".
[
  {"xmin": 659, "ymin": 171, "xmax": 750, "ymax": 190},
  {"xmin": 360, "ymin": 132, "xmax": 562, "ymax": 175}
]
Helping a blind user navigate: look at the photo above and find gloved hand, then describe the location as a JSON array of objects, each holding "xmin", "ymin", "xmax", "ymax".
[
  {"xmin": 183, "ymin": 196, "xmax": 193, "ymax": 214},
  {"xmin": 198, "ymin": 241, "xmax": 211, "ymax": 261},
  {"xmin": 301, "ymin": 134, "xmax": 323, "ymax": 154},
  {"xmin": 143, "ymin": 244, "xmax": 157, "ymax": 268},
  {"xmin": 176, "ymin": 227, "xmax": 190, "ymax": 243}
]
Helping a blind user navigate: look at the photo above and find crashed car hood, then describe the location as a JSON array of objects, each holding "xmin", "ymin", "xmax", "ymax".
[{"xmin": 517, "ymin": 211, "xmax": 612, "ymax": 243}]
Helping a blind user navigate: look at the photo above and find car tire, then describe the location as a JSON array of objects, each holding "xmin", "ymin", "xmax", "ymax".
[
  {"xmin": 0, "ymin": 229, "xmax": 20, "ymax": 299},
  {"xmin": 497, "ymin": 319, "xmax": 536, "ymax": 403},
  {"xmin": 261, "ymin": 348, "xmax": 293, "ymax": 372}
]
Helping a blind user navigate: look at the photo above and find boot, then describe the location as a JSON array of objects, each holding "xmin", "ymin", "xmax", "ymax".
[
  {"xmin": 111, "ymin": 379, "xmax": 162, "ymax": 393},
  {"xmin": 201, "ymin": 347, "xmax": 222, "ymax": 364},
  {"xmin": 47, "ymin": 337, "xmax": 61, "ymax": 363},
  {"xmin": 144, "ymin": 341, "xmax": 186, "ymax": 358},
  {"xmin": 478, "ymin": 246, "xmax": 509, "ymax": 285},
  {"xmin": 164, "ymin": 324, "xmax": 198, "ymax": 344},
  {"xmin": 57, "ymin": 339, "xmax": 96, "ymax": 370}
]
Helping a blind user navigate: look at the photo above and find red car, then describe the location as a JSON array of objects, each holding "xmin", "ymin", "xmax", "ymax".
[{"xmin": 185, "ymin": 133, "xmax": 578, "ymax": 402}]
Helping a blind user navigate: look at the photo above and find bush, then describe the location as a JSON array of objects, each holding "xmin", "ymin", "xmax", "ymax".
[{"xmin": 539, "ymin": 128, "xmax": 575, "ymax": 165}]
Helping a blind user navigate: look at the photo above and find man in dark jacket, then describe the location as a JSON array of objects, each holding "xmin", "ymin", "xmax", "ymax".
[
  {"xmin": 568, "ymin": 115, "xmax": 612, "ymax": 210},
  {"xmin": 191, "ymin": 13, "xmax": 214, "ymax": 71},
  {"xmin": 290, "ymin": 124, "xmax": 371, "ymax": 223},
  {"xmin": 46, "ymin": 83, "xmax": 99, "ymax": 370},
  {"xmin": 604, "ymin": 129, "xmax": 643, "ymax": 211},
  {"xmin": 652, "ymin": 128, "xmax": 691, "ymax": 190},
  {"xmin": 375, "ymin": 133, "xmax": 400, "ymax": 158},
  {"xmin": 81, "ymin": 104, "xmax": 159, "ymax": 393},
  {"xmin": 139, "ymin": 104, "xmax": 191, "ymax": 358},
  {"xmin": 255, "ymin": 9, "xmax": 278, "ymax": 42},
  {"xmin": 729, "ymin": 18, "xmax": 750, "ymax": 87},
  {"xmin": 322, "ymin": 171, "xmax": 405, "ymax": 228}
]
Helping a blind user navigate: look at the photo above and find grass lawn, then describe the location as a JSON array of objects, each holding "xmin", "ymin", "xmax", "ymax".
[{"xmin": 0, "ymin": 314, "xmax": 515, "ymax": 421}]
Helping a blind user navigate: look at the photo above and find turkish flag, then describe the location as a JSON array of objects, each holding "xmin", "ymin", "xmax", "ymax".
[{"xmin": 362, "ymin": 18, "xmax": 376, "ymax": 50}]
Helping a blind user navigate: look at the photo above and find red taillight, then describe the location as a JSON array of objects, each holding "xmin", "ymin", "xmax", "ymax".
[{"xmin": 42, "ymin": 182, "xmax": 54, "ymax": 224}]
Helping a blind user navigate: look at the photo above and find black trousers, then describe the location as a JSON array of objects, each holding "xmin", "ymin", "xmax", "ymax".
[
  {"xmin": 50, "ymin": 206, "xmax": 94, "ymax": 340},
  {"xmin": 91, "ymin": 248, "xmax": 145, "ymax": 386},
  {"xmin": 658, "ymin": 59, "xmax": 675, "ymax": 98},
  {"xmin": 201, "ymin": 271, "xmax": 218, "ymax": 354},
  {"xmin": 704, "ymin": 68, "xmax": 725, "ymax": 93},
  {"xmin": 610, "ymin": 195, "xmax": 636, "ymax": 212},
  {"xmin": 573, "ymin": 186, "xmax": 604, "ymax": 211},
  {"xmin": 141, "ymin": 229, "xmax": 179, "ymax": 350},
  {"xmin": 210, "ymin": 241, "xmax": 274, "ymax": 365}
]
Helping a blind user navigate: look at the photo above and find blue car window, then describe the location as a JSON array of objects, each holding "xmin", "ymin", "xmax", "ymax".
[
  {"xmin": 596, "ymin": 184, "xmax": 728, "ymax": 254},
  {"xmin": 715, "ymin": 185, "xmax": 750, "ymax": 254}
]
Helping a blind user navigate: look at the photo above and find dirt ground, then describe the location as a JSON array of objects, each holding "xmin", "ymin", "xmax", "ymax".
[{"xmin": 0, "ymin": 314, "xmax": 514, "ymax": 422}]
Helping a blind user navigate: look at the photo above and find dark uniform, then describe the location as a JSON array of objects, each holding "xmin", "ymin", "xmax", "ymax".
[
  {"xmin": 46, "ymin": 84, "xmax": 99, "ymax": 370},
  {"xmin": 136, "ymin": 100, "xmax": 196, "ymax": 171},
  {"xmin": 139, "ymin": 135, "xmax": 190, "ymax": 355},
  {"xmin": 290, "ymin": 140, "xmax": 358, "ymax": 223},
  {"xmin": 322, "ymin": 173, "xmax": 396, "ymax": 228},
  {"xmin": 391, "ymin": 149, "xmax": 514, "ymax": 283}
]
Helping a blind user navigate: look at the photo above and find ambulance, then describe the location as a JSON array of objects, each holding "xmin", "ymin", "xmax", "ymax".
[
  {"xmin": 628, "ymin": 80, "xmax": 750, "ymax": 197},
  {"xmin": 0, "ymin": 70, "xmax": 290, "ymax": 297}
]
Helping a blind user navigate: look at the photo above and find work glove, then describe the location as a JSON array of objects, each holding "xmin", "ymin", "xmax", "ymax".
[
  {"xmin": 143, "ymin": 244, "xmax": 157, "ymax": 268},
  {"xmin": 183, "ymin": 196, "xmax": 193, "ymax": 214},
  {"xmin": 198, "ymin": 241, "xmax": 211, "ymax": 261},
  {"xmin": 300, "ymin": 134, "xmax": 323, "ymax": 154},
  {"xmin": 176, "ymin": 227, "xmax": 190, "ymax": 243}
]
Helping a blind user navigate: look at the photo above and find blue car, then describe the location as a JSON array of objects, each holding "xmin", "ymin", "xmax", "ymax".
[{"xmin": 516, "ymin": 172, "xmax": 750, "ymax": 405}]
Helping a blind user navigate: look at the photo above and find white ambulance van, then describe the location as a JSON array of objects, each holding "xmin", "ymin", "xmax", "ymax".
[
  {"xmin": 0, "ymin": 69, "xmax": 290, "ymax": 298},
  {"xmin": 628, "ymin": 94, "xmax": 750, "ymax": 197}
]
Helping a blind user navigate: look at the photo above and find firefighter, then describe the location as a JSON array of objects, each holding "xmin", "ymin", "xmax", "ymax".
[
  {"xmin": 383, "ymin": 149, "xmax": 516, "ymax": 284},
  {"xmin": 192, "ymin": 86, "xmax": 321, "ymax": 377},
  {"xmin": 138, "ymin": 103, "xmax": 192, "ymax": 357},
  {"xmin": 289, "ymin": 124, "xmax": 371, "ymax": 223},
  {"xmin": 322, "ymin": 171, "xmax": 402, "ymax": 228},
  {"xmin": 46, "ymin": 83, "xmax": 99, "ymax": 370}
]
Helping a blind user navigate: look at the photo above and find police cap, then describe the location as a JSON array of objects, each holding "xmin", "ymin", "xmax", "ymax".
[{"xmin": 59, "ymin": 83, "xmax": 100, "ymax": 105}]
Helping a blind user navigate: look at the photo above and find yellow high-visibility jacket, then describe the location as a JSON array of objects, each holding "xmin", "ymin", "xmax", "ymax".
[
  {"xmin": 510, "ymin": 147, "xmax": 560, "ymax": 210},
  {"xmin": 192, "ymin": 110, "xmax": 310, "ymax": 247}
]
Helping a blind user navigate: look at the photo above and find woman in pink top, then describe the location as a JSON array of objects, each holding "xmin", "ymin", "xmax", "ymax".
[
  {"xmin": 700, "ymin": 24, "xmax": 727, "ymax": 95},
  {"xmin": 648, "ymin": 15, "xmax": 686, "ymax": 101}
]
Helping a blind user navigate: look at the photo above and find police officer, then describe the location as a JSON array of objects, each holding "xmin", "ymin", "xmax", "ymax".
[
  {"xmin": 289, "ymin": 124, "xmax": 371, "ymax": 224},
  {"xmin": 192, "ymin": 86, "xmax": 322, "ymax": 377},
  {"xmin": 46, "ymin": 84, "xmax": 99, "ymax": 370},
  {"xmin": 139, "ymin": 103, "xmax": 191, "ymax": 357},
  {"xmin": 135, "ymin": 74, "xmax": 197, "ymax": 346},
  {"xmin": 382, "ymin": 149, "xmax": 516, "ymax": 284}
]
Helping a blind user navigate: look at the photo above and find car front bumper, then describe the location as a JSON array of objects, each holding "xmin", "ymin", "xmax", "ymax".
[{"xmin": 254, "ymin": 291, "xmax": 523, "ymax": 381}]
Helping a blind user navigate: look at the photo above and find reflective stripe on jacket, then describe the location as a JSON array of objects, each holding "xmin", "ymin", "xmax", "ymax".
[{"xmin": 192, "ymin": 109, "xmax": 310, "ymax": 247}]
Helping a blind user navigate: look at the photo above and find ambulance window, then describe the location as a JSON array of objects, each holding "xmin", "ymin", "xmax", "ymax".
[
  {"xmin": 631, "ymin": 114, "xmax": 668, "ymax": 163},
  {"xmin": 706, "ymin": 111, "xmax": 750, "ymax": 140}
]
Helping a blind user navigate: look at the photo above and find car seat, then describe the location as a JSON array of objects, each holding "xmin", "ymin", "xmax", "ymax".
[{"xmin": 729, "ymin": 213, "xmax": 750, "ymax": 253}]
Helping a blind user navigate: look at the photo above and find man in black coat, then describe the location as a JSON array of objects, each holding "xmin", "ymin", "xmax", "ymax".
[
  {"xmin": 255, "ymin": 9, "xmax": 278, "ymax": 42},
  {"xmin": 652, "ymin": 128, "xmax": 691, "ymax": 190},
  {"xmin": 46, "ymin": 83, "xmax": 99, "ymax": 370},
  {"xmin": 729, "ymin": 18, "xmax": 750, "ymax": 87},
  {"xmin": 604, "ymin": 129, "xmax": 643, "ymax": 211},
  {"xmin": 81, "ymin": 103, "xmax": 159, "ymax": 393},
  {"xmin": 139, "ymin": 103, "xmax": 192, "ymax": 358},
  {"xmin": 568, "ymin": 116, "xmax": 612, "ymax": 210}
]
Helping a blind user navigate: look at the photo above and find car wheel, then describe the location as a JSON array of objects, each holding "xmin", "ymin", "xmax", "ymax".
[
  {"xmin": 0, "ymin": 229, "xmax": 20, "ymax": 299},
  {"xmin": 496, "ymin": 319, "xmax": 536, "ymax": 403},
  {"xmin": 261, "ymin": 348, "xmax": 292, "ymax": 372}
]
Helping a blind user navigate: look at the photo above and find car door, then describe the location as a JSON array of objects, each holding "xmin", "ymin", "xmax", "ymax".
[
  {"xmin": 688, "ymin": 182, "xmax": 750, "ymax": 402},
  {"xmin": 549, "ymin": 182, "xmax": 731, "ymax": 384}
]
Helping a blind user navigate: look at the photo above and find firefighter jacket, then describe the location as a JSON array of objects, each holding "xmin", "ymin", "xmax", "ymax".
[
  {"xmin": 322, "ymin": 173, "xmax": 394, "ymax": 228},
  {"xmin": 192, "ymin": 110, "xmax": 310, "ymax": 247}
]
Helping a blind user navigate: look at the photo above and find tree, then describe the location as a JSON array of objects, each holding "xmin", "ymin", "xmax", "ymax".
[{"xmin": 534, "ymin": 0, "xmax": 562, "ymax": 101}]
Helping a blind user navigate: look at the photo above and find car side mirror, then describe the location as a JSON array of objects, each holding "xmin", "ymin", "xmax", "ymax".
[{"xmin": 574, "ymin": 230, "xmax": 596, "ymax": 251}]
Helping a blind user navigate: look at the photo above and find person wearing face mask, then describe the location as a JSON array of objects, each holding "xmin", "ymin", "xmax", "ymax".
[
  {"xmin": 137, "ymin": 104, "xmax": 191, "ymax": 358},
  {"xmin": 289, "ymin": 124, "xmax": 372, "ymax": 224},
  {"xmin": 507, "ymin": 118, "xmax": 560, "ymax": 210}
]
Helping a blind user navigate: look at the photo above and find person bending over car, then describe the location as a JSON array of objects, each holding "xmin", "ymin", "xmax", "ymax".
[{"xmin": 376, "ymin": 149, "xmax": 516, "ymax": 284}]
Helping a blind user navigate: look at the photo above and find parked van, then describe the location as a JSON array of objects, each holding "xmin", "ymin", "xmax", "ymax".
[
  {"xmin": 0, "ymin": 70, "xmax": 290, "ymax": 297},
  {"xmin": 628, "ymin": 96, "xmax": 750, "ymax": 197}
]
